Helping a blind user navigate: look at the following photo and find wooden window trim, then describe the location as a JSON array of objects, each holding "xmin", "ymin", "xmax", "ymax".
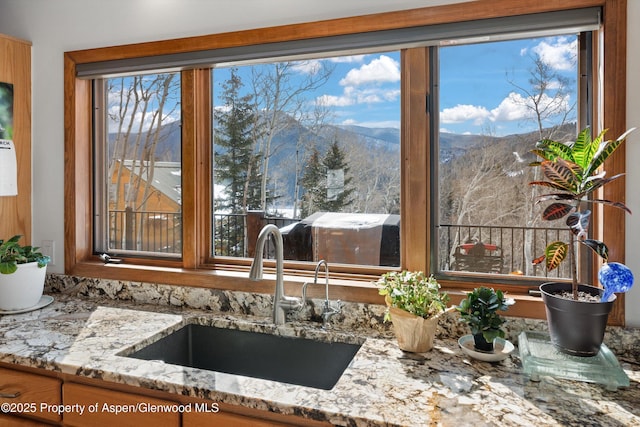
[{"xmin": 64, "ymin": 0, "xmax": 627, "ymax": 323}]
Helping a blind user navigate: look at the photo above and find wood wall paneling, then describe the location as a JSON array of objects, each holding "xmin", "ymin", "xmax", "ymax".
[{"xmin": 0, "ymin": 34, "xmax": 31, "ymax": 244}]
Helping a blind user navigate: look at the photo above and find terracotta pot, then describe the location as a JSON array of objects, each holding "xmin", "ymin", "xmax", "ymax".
[
  {"xmin": 0, "ymin": 262, "xmax": 46, "ymax": 310},
  {"xmin": 540, "ymin": 282, "xmax": 615, "ymax": 357},
  {"xmin": 389, "ymin": 306, "xmax": 447, "ymax": 352}
]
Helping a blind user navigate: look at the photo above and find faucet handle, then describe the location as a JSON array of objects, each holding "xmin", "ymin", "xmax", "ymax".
[{"xmin": 325, "ymin": 299, "xmax": 342, "ymax": 314}]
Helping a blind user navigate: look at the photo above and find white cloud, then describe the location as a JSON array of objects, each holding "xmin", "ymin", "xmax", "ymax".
[
  {"xmin": 316, "ymin": 94, "xmax": 354, "ymax": 107},
  {"xmin": 531, "ymin": 37, "xmax": 577, "ymax": 71},
  {"xmin": 489, "ymin": 93, "xmax": 532, "ymax": 122},
  {"xmin": 440, "ymin": 104, "xmax": 490, "ymax": 124},
  {"xmin": 439, "ymin": 90, "xmax": 571, "ymax": 128},
  {"xmin": 489, "ymin": 91, "xmax": 571, "ymax": 122},
  {"xmin": 339, "ymin": 55, "xmax": 400, "ymax": 86},
  {"xmin": 316, "ymin": 86, "xmax": 399, "ymax": 107}
]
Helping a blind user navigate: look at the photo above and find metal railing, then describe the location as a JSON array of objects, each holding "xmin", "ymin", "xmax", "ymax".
[
  {"xmin": 109, "ymin": 208, "xmax": 182, "ymax": 254},
  {"xmin": 108, "ymin": 209, "xmax": 573, "ymax": 279},
  {"xmin": 439, "ymin": 223, "xmax": 572, "ymax": 278},
  {"xmin": 213, "ymin": 212, "xmax": 299, "ymax": 257}
]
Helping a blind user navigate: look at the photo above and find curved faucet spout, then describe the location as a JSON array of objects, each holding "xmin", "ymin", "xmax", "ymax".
[
  {"xmin": 315, "ymin": 259, "xmax": 330, "ymax": 302},
  {"xmin": 302, "ymin": 260, "xmax": 342, "ymax": 329},
  {"xmin": 249, "ymin": 224, "xmax": 300, "ymax": 325}
]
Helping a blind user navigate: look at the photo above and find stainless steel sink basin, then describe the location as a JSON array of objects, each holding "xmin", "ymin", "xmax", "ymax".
[{"xmin": 125, "ymin": 324, "xmax": 361, "ymax": 390}]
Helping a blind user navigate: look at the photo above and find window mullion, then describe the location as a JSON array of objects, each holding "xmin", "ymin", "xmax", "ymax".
[
  {"xmin": 401, "ymin": 47, "xmax": 431, "ymax": 272},
  {"xmin": 181, "ymin": 69, "xmax": 212, "ymax": 268}
]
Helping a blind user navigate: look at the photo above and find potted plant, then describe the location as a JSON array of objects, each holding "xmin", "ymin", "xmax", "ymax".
[
  {"xmin": 377, "ymin": 271, "xmax": 450, "ymax": 352},
  {"xmin": 0, "ymin": 235, "xmax": 50, "ymax": 311},
  {"xmin": 456, "ymin": 287, "xmax": 514, "ymax": 352},
  {"xmin": 529, "ymin": 126, "xmax": 636, "ymax": 356}
]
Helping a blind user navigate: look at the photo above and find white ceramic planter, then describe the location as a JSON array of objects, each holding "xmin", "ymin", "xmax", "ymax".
[{"xmin": 0, "ymin": 262, "xmax": 47, "ymax": 310}]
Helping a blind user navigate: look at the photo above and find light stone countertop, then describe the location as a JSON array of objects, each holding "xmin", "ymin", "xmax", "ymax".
[{"xmin": 0, "ymin": 275, "xmax": 638, "ymax": 426}]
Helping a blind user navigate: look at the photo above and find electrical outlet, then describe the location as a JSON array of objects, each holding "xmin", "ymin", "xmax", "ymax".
[{"xmin": 41, "ymin": 240, "xmax": 55, "ymax": 265}]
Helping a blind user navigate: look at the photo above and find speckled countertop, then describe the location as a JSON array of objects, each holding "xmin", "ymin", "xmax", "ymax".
[{"xmin": 0, "ymin": 274, "xmax": 639, "ymax": 426}]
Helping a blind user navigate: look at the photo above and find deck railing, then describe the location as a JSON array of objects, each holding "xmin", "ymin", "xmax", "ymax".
[
  {"xmin": 439, "ymin": 223, "xmax": 573, "ymax": 278},
  {"xmin": 108, "ymin": 210, "xmax": 574, "ymax": 279},
  {"xmin": 109, "ymin": 208, "xmax": 182, "ymax": 253}
]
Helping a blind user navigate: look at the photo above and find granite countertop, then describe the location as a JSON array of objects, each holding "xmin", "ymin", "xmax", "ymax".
[{"xmin": 0, "ymin": 278, "xmax": 639, "ymax": 426}]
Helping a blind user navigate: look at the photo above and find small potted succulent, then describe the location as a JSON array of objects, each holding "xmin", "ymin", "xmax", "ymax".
[
  {"xmin": 456, "ymin": 287, "xmax": 514, "ymax": 352},
  {"xmin": 378, "ymin": 271, "xmax": 450, "ymax": 352},
  {"xmin": 0, "ymin": 235, "xmax": 50, "ymax": 310},
  {"xmin": 529, "ymin": 127, "xmax": 635, "ymax": 356}
]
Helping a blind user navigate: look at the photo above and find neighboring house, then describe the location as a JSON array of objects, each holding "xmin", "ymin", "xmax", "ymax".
[{"xmin": 109, "ymin": 160, "xmax": 182, "ymax": 253}]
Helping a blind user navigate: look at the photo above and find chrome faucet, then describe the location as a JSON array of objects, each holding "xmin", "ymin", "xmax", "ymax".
[
  {"xmin": 249, "ymin": 224, "xmax": 302, "ymax": 325},
  {"xmin": 302, "ymin": 260, "xmax": 342, "ymax": 329}
]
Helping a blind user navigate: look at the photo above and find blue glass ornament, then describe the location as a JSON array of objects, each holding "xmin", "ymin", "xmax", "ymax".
[{"xmin": 599, "ymin": 262, "xmax": 634, "ymax": 302}]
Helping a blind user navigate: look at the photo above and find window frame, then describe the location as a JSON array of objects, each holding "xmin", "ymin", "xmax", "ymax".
[{"xmin": 64, "ymin": 0, "xmax": 628, "ymax": 324}]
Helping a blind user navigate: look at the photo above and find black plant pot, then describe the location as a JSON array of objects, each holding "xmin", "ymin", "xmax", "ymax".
[
  {"xmin": 540, "ymin": 282, "xmax": 615, "ymax": 357},
  {"xmin": 472, "ymin": 333, "xmax": 494, "ymax": 352}
]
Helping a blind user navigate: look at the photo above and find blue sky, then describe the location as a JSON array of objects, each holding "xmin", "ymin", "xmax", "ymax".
[{"xmin": 213, "ymin": 34, "xmax": 578, "ymax": 137}]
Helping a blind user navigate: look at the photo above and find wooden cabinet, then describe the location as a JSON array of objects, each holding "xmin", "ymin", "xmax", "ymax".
[
  {"xmin": 0, "ymin": 412, "xmax": 53, "ymax": 426},
  {"xmin": 0, "ymin": 366, "xmax": 62, "ymax": 424},
  {"xmin": 183, "ymin": 410, "xmax": 289, "ymax": 427},
  {"xmin": 63, "ymin": 383, "xmax": 179, "ymax": 427},
  {"xmin": 0, "ymin": 364, "xmax": 331, "ymax": 426}
]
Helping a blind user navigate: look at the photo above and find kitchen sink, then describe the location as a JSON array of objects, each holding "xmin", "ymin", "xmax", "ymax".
[{"xmin": 125, "ymin": 324, "xmax": 362, "ymax": 390}]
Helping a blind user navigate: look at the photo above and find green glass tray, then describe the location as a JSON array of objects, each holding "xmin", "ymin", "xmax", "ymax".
[{"xmin": 519, "ymin": 331, "xmax": 629, "ymax": 391}]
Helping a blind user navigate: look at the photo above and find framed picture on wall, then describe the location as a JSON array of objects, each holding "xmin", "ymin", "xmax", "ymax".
[{"xmin": 0, "ymin": 81, "xmax": 17, "ymax": 196}]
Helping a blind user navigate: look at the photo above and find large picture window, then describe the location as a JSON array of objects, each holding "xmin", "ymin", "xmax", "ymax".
[
  {"xmin": 211, "ymin": 53, "xmax": 400, "ymax": 267},
  {"xmin": 67, "ymin": 1, "xmax": 627, "ymax": 322},
  {"xmin": 434, "ymin": 34, "xmax": 586, "ymax": 282}
]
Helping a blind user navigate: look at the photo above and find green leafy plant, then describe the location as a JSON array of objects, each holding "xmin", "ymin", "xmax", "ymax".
[
  {"xmin": 529, "ymin": 127, "xmax": 635, "ymax": 299},
  {"xmin": 0, "ymin": 235, "xmax": 50, "ymax": 274},
  {"xmin": 456, "ymin": 286, "xmax": 514, "ymax": 343},
  {"xmin": 378, "ymin": 271, "xmax": 449, "ymax": 322}
]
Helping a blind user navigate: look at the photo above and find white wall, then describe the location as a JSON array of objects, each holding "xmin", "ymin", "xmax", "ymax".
[
  {"xmin": 0, "ymin": 0, "xmax": 638, "ymax": 326},
  {"xmin": 625, "ymin": 0, "xmax": 640, "ymax": 327}
]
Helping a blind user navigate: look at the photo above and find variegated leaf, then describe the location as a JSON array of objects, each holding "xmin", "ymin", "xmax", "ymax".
[
  {"xmin": 532, "ymin": 254, "xmax": 546, "ymax": 266},
  {"xmin": 590, "ymin": 198, "xmax": 632, "ymax": 214},
  {"xmin": 545, "ymin": 241, "xmax": 568, "ymax": 271},
  {"xmin": 571, "ymin": 127, "xmax": 598, "ymax": 169},
  {"xmin": 541, "ymin": 159, "xmax": 580, "ymax": 192},
  {"xmin": 535, "ymin": 193, "xmax": 578, "ymax": 203},
  {"xmin": 528, "ymin": 180, "xmax": 571, "ymax": 191},
  {"xmin": 543, "ymin": 203, "xmax": 573, "ymax": 221},
  {"xmin": 581, "ymin": 239, "xmax": 608, "ymax": 261},
  {"xmin": 534, "ymin": 139, "xmax": 573, "ymax": 162}
]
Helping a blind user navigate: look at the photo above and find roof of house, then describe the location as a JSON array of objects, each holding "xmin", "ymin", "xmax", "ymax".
[{"xmin": 121, "ymin": 160, "xmax": 181, "ymax": 205}]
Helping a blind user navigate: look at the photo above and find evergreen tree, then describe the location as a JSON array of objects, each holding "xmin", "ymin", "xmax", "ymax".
[
  {"xmin": 213, "ymin": 69, "xmax": 256, "ymax": 256},
  {"xmin": 300, "ymin": 147, "xmax": 324, "ymax": 218},
  {"xmin": 300, "ymin": 139, "xmax": 354, "ymax": 217},
  {"xmin": 214, "ymin": 68, "xmax": 256, "ymax": 214},
  {"xmin": 320, "ymin": 139, "xmax": 354, "ymax": 212}
]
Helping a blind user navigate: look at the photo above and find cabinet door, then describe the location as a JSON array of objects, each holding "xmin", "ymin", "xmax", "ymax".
[
  {"xmin": 63, "ymin": 383, "xmax": 180, "ymax": 427},
  {"xmin": 0, "ymin": 412, "xmax": 52, "ymax": 426},
  {"xmin": 183, "ymin": 410, "xmax": 289, "ymax": 427},
  {"xmin": 0, "ymin": 366, "xmax": 62, "ymax": 423}
]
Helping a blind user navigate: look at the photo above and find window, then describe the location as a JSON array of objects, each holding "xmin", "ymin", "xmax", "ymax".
[
  {"xmin": 211, "ymin": 54, "xmax": 401, "ymax": 267},
  {"xmin": 94, "ymin": 73, "xmax": 182, "ymax": 257},
  {"xmin": 66, "ymin": 1, "xmax": 627, "ymax": 322},
  {"xmin": 434, "ymin": 35, "xmax": 585, "ymax": 282}
]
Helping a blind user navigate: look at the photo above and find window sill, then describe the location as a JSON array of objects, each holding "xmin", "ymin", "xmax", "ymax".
[
  {"xmin": 68, "ymin": 261, "xmax": 548, "ymax": 319},
  {"xmin": 68, "ymin": 261, "xmax": 384, "ymax": 304}
]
